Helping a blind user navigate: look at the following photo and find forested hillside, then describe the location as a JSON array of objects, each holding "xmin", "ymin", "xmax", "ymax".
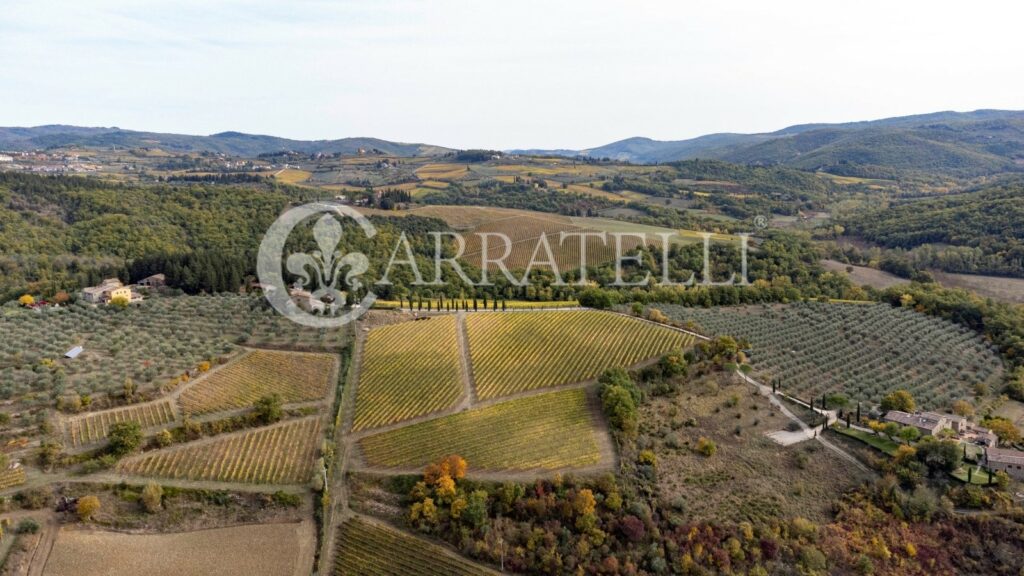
[{"xmin": 839, "ymin": 178, "xmax": 1024, "ymax": 276}]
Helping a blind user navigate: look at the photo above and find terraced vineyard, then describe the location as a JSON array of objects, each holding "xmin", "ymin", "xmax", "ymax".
[
  {"xmin": 466, "ymin": 311, "xmax": 690, "ymax": 399},
  {"xmin": 180, "ymin": 350, "xmax": 335, "ymax": 416},
  {"xmin": 0, "ymin": 466, "xmax": 26, "ymax": 490},
  {"xmin": 333, "ymin": 517, "xmax": 494, "ymax": 576},
  {"xmin": 358, "ymin": 388, "xmax": 603, "ymax": 471},
  {"xmin": 118, "ymin": 416, "xmax": 321, "ymax": 484},
  {"xmin": 353, "ymin": 316, "xmax": 463, "ymax": 432},
  {"xmin": 65, "ymin": 399, "xmax": 177, "ymax": 448},
  {"xmin": 658, "ymin": 302, "xmax": 1004, "ymax": 409}
]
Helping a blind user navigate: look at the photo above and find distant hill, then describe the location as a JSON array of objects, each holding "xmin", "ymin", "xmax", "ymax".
[
  {"xmin": 511, "ymin": 109, "xmax": 1024, "ymax": 176},
  {"xmin": 0, "ymin": 125, "xmax": 451, "ymax": 157}
]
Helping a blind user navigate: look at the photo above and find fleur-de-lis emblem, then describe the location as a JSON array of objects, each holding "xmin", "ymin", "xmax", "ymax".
[{"xmin": 285, "ymin": 214, "xmax": 369, "ymax": 312}]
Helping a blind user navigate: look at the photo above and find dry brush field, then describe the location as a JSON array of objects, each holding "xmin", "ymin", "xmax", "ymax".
[
  {"xmin": 43, "ymin": 521, "xmax": 315, "ymax": 576},
  {"xmin": 333, "ymin": 517, "xmax": 494, "ymax": 576},
  {"xmin": 180, "ymin": 350, "xmax": 335, "ymax": 416},
  {"xmin": 117, "ymin": 416, "xmax": 322, "ymax": 485},
  {"xmin": 358, "ymin": 388, "xmax": 604, "ymax": 472},
  {"xmin": 353, "ymin": 315, "xmax": 463, "ymax": 432},
  {"xmin": 466, "ymin": 311, "xmax": 691, "ymax": 399}
]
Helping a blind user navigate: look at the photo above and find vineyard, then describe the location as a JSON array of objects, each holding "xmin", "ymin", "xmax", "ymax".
[
  {"xmin": 466, "ymin": 311, "xmax": 690, "ymax": 399},
  {"xmin": 657, "ymin": 302, "xmax": 1004, "ymax": 409},
  {"xmin": 117, "ymin": 416, "xmax": 322, "ymax": 484},
  {"xmin": 333, "ymin": 517, "xmax": 494, "ymax": 576},
  {"xmin": 65, "ymin": 398, "xmax": 177, "ymax": 448},
  {"xmin": 353, "ymin": 316, "xmax": 463, "ymax": 431},
  {"xmin": 358, "ymin": 388, "xmax": 604, "ymax": 471},
  {"xmin": 180, "ymin": 350, "xmax": 335, "ymax": 416},
  {"xmin": 459, "ymin": 213, "xmax": 649, "ymax": 271},
  {"xmin": 0, "ymin": 466, "xmax": 26, "ymax": 490},
  {"xmin": 0, "ymin": 293, "xmax": 346, "ymax": 405}
]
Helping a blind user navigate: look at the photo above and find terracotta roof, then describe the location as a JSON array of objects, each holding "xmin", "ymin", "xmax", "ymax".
[{"xmin": 986, "ymin": 447, "xmax": 1024, "ymax": 465}]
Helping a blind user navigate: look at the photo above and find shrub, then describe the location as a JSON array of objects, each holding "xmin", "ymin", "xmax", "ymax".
[
  {"xmin": 696, "ymin": 437, "xmax": 717, "ymax": 457},
  {"xmin": 16, "ymin": 519, "xmax": 39, "ymax": 534},
  {"xmin": 272, "ymin": 490, "xmax": 302, "ymax": 507},
  {"xmin": 141, "ymin": 482, "xmax": 163, "ymax": 513}
]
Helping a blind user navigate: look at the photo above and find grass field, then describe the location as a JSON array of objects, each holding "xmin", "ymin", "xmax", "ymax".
[
  {"xmin": 65, "ymin": 399, "xmax": 178, "ymax": 448},
  {"xmin": 466, "ymin": 311, "xmax": 690, "ymax": 399},
  {"xmin": 333, "ymin": 517, "xmax": 494, "ymax": 576},
  {"xmin": 274, "ymin": 168, "xmax": 313, "ymax": 184},
  {"xmin": 118, "ymin": 416, "xmax": 322, "ymax": 484},
  {"xmin": 353, "ymin": 316, "xmax": 463, "ymax": 431},
  {"xmin": 415, "ymin": 163, "xmax": 469, "ymax": 180},
  {"xmin": 832, "ymin": 426, "xmax": 900, "ymax": 455},
  {"xmin": 358, "ymin": 388, "xmax": 603, "ymax": 471},
  {"xmin": 43, "ymin": 522, "xmax": 315, "ymax": 576},
  {"xmin": 180, "ymin": 350, "xmax": 335, "ymax": 416}
]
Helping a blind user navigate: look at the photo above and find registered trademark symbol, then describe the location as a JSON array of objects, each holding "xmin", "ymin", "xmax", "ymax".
[{"xmin": 753, "ymin": 214, "xmax": 769, "ymax": 230}]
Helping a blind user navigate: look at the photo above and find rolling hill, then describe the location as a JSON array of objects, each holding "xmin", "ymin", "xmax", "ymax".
[
  {"xmin": 0, "ymin": 125, "xmax": 451, "ymax": 157},
  {"xmin": 512, "ymin": 109, "xmax": 1024, "ymax": 176}
]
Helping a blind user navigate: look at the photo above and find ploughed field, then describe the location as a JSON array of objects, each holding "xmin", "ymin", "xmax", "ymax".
[{"xmin": 43, "ymin": 521, "xmax": 315, "ymax": 576}]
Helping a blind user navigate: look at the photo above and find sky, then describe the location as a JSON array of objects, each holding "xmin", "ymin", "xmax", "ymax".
[{"xmin": 2, "ymin": 0, "xmax": 1023, "ymax": 150}]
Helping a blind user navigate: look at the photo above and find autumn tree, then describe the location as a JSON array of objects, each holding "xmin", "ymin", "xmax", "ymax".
[
  {"xmin": 951, "ymin": 400, "xmax": 975, "ymax": 418},
  {"xmin": 880, "ymin": 390, "xmax": 915, "ymax": 413},
  {"xmin": 77, "ymin": 495, "xmax": 101, "ymax": 522},
  {"xmin": 17, "ymin": 294, "xmax": 34, "ymax": 307},
  {"xmin": 982, "ymin": 417, "xmax": 1022, "ymax": 444}
]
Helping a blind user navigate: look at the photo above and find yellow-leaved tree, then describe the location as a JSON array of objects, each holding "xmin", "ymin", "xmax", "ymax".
[{"xmin": 77, "ymin": 495, "xmax": 101, "ymax": 522}]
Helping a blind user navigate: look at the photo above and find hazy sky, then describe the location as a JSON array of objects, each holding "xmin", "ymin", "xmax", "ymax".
[{"xmin": 2, "ymin": 0, "xmax": 1022, "ymax": 149}]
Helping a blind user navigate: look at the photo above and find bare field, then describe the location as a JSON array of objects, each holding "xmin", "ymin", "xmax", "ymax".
[
  {"xmin": 43, "ymin": 521, "xmax": 315, "ymax": 576},
  {"xmin": 931, "ymin": 270, "xmax": 1024, "ymax": 304},
  {"xmin": 821, "ymin": 259, "xmax": 907, "ymax": 289}
]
